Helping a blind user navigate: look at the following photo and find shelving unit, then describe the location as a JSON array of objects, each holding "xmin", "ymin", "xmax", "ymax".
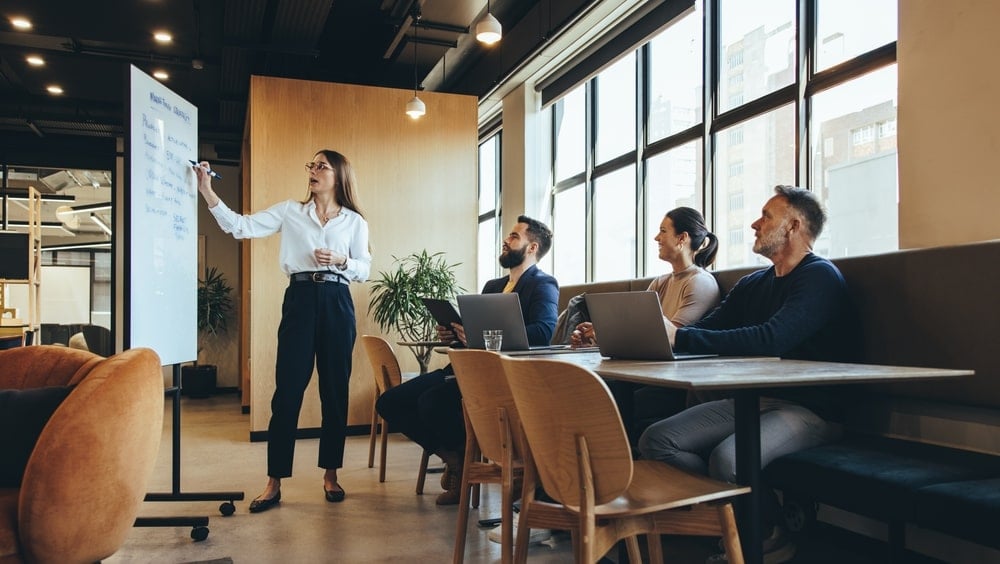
[{"xmin": 0, "ymin": 186, "xmax": 41, "ymax": 345}]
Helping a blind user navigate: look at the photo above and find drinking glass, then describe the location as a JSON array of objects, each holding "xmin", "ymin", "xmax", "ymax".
[{"xmin": 483, "ymin": 329, "xmax": 503, "ymax": 351}]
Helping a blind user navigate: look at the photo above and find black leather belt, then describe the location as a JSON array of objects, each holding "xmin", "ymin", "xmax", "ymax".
[{"xmin": 290, "ymin": 271, "xmax": 345, "ymax": 283}]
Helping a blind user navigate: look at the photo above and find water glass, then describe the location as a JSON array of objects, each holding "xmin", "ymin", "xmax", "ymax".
[{"xmin": 483, "ymin": 329, "xmax": 503, "ymax": 351}]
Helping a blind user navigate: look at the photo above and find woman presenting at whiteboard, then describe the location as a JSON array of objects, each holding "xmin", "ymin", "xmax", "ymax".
[{"xmin": 193, "ymin": 150, "xmax": 370, "ymax": 512}]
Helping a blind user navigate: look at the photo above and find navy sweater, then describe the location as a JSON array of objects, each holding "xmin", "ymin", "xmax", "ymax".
[{"xmin": 675, "ymin": 254, "xmax": 857, "ymax": 418}]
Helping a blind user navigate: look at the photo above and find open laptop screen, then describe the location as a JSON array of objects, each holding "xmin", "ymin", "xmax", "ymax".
[{"xmin": 585, "ymin": 291, "xmax": 715, "ymax": 361}]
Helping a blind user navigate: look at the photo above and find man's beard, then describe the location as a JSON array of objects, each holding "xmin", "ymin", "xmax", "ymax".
[
  {"xmin": 499, "ymin": 246, "xmax": 526, "ymax": 269},
  {"xmin": 752, "ymin": 225, "xmax": 787, "ymax": 259}
]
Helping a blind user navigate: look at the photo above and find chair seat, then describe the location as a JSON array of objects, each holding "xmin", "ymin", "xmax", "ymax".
[{"xmin": 591, "ymin": 461, "xmax": 750, "ymax": 518}]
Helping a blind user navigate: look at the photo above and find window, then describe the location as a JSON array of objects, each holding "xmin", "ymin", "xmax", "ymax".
[
  {"xmin": 552, "ymin": 184, "xmax": 586, "ymax": 284},
  {"xmin": 546, "ymin": 0, "xmax": 897, "ymax": 281},
  {"xmin": 477, "ymin": 133, "xmax": 501, "ymax": 288},
  {"xmin": 595, "ymin": 53, "xmax": 637, "ymax": 163},
  {"xmin": 810, "ymin": 65, "xmax": 898, "ymax": 258},
  {"xmin": 851, "ymin": 125, "xmax": 875, "ymax": 146},
  {"xmin": 878, "ymin": 119, "xmax": 896, "ymax": 138},
  {"xmin": 728, "ymin": 228, "xmax": 744, "ymax": 245},
  {"xmin": 554, "ymin": 88, "xmax": 585, "ymax": 182},
  {"xmin": 816, "ymin": 0, "xmax": 897, "ymax": 71},
  {"xmin": 714, "ymin": 106, "xmax": 796, "ymax": 269},
  {"xmin": 728, "ymin": 50, "xmax": 744, "ymax": 69},
  {"xmin": 718, "ymin": 0, "xmax": 795, "ymax": 113},
  {"xmin": 728, "ymin": 192, "xmax": 744, "ymax": 211},
  {"xmin": 648, "ymin": 5, "xmax": 702, "ymax": 142},
  {"xmin": 593, "ymin": 166, "xmax": 637, "ymax": 281},
  {"xmin": 645, "ymin": 141, "xmax": 703, "ymax": 275}
]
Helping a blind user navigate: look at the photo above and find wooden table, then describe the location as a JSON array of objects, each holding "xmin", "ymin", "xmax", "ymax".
[{"xmin": 520, "ymin": 351, "xmax": 973, "ymax": 564}]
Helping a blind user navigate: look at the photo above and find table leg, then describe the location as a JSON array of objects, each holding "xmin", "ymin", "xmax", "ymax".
[{"xmin": 734, "ymin": 390, "xmax": 762, "ymax": 564}]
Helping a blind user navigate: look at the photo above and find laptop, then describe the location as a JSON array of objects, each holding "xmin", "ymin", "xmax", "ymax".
[
  {"xmin": 456, "ymin": 293, "xmax": 573, "ymax": 353},
  {"xmin": 584, "ymin": 291, "xmax": 716, "ymax": 361}
]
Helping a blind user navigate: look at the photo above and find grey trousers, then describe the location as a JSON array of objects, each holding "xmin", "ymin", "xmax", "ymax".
[{"xmin": 637, "ymin": 397, "xmax": 841, "ymax": 482}]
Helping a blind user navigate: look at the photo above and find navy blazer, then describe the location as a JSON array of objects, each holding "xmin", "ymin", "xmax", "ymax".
[{"xmin": 481, "ymin": 264, "xmax": 559, "ymax": 346}]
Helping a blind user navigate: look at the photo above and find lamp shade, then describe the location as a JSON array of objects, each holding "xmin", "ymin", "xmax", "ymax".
[
  {"xmin": 476, "ymin": 12, "xmax": 502, "ymax": 45},
  {"xmin": 405, "ymin": 95, "xmax": 426, "ymax": 119}
]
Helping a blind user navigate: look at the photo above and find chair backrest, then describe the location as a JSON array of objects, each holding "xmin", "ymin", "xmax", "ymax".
[
  {"xmin": 448, "ymin": 349, "xmax": 527, "ymax": 463},
  {"xmin": 0, "ymin": 344, "xmax": 103, "ymax": 389},
  {"xmin": 361, "ymin": 335, "xmax": 403, "ymax": 393},
  {"xmin": 500, "ymin": 356, "xmax": 633, "ymax": 507},
  {"xmin": 81, "ymin": 324, "xmax": 114, "ymax": 357},
  {"xmin": 19, "ymin": 347, "xmax": 164, "ymax": 563}
]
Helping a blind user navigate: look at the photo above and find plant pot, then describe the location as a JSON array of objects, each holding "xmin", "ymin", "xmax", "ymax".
[{"xmin": 182, "ymin": 364, "xmax": 217, "ymax": 398}]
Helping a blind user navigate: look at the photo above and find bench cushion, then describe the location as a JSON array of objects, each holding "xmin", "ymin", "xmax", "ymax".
[
  {"xmin": 765, "ymin": 435, "xmax": 1000, "ymax": 521},
  {"xmin": 913, "ymin": 478, "xmax": 1000, "ymax": 549}
]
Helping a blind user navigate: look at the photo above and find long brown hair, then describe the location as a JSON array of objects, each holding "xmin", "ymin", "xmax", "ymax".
[{"xmin": 302, "ymin": 149, "xmax": 365, "ymax": 218}]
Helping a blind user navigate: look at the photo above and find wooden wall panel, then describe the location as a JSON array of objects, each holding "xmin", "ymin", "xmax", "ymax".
[{"xmin": 246, "ymin": 77, "xmax": 478, "ymax": 433}]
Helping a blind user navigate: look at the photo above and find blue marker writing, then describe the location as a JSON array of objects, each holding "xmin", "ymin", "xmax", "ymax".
[{"xmin": 189, "ymin": 159, "xmax": 222, "ymax": 179}]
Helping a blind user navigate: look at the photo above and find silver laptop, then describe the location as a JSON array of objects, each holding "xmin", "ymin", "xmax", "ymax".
[
  {"xmin": 585, "ymin": 291, "xmax": 716, "ymax": 361},
  {"xmin": 456, "ymin": 293, "xmax": 572, "ymax": 353}
]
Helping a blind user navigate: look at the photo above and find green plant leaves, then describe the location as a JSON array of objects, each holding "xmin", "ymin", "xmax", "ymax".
[
  {"xmin": 198, "ymin": 266, "xmax": 235, "ymax": 337},
  {"xmin": 368, "ymin": 251, "xmax": 464, "ymax": 371}
]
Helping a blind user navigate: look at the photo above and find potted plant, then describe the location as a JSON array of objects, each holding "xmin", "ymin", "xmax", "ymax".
[
  {"xmin": 183, "ymin": 266, "xmax": 235, "ymax": 397},
  {"xmin": 369, "ymin": 251, "xmax": 463, "ymax": 374}
]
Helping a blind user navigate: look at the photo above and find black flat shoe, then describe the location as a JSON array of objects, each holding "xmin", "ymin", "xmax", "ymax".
[
  {"xmin": 249, "ymin": 491, "xmax": 281, "ymax": 513},
  {"xmin": 324, "ymin": 486, "xmax": 346, "ymax": 503}
]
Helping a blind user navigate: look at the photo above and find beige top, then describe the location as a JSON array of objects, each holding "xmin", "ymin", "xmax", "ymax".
[{"xmin": 646, "ymin": 265, "xmax": 721, "ymax": 327}]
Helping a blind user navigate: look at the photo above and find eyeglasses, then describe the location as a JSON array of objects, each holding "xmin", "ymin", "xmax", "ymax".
[{"xmin": 305, "ymin": 162, "xmax": 334, "ymax": 172}]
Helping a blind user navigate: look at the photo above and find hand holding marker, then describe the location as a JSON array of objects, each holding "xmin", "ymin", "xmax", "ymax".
[{"xmin": 189, "ymin": 159, "xmax": 222, "ymax": 179}]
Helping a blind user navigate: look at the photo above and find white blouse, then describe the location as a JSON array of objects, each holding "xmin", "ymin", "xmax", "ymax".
[{"xmin": 208, "ymin": 198, "xmax": 371, "ymax": 283}]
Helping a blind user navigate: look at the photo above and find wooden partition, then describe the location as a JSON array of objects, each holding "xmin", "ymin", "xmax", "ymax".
[{"xmin": 243, "ymin": 77, "xmax": 478, "ymax": 434}]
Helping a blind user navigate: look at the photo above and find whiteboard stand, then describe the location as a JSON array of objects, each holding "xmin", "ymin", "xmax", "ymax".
[{"xmin": 134, "ymin": 364, "xmax": 245, "ymax": 542}]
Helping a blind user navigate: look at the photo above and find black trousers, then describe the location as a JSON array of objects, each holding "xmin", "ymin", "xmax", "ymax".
[
  {"xmin": 267, "ymin": 279, "xmax": 355, "ymax": 478},
  {"xmin": 374, "ymin": 364, "xmax": 465, "ymax": 454}
]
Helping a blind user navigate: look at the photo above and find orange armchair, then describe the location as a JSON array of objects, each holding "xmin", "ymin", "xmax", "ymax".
[{"xmin": 0, "ymin": 345, "xmax": 164, "ymax": 564}]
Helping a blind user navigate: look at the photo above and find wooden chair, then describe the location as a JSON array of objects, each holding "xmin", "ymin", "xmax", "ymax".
[
  {"xmin": 360, "ymin": 335, "xmax": 431, "ymax": 493},
  {"xmin": 448, "ymin": 349, "xmax": 525, "ymax": 564},
  {"xmin": 500, "ymin": 356, "xmax": 750, "ymax": 564}
]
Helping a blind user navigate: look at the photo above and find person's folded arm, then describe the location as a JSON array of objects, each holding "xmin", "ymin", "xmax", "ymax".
[{"xmin": 676, "ymin": 264, "xmax": 845, "ymax": 356}]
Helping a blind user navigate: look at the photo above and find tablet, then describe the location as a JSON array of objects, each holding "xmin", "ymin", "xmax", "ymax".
[{"xmin": 420, "ymin": 297, "xmax": 462, "ymax": 328}]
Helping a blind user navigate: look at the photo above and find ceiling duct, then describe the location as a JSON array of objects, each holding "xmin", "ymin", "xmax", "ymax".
[{"xmin": 41, "ymin": 170, "xmax": 78, "ymax": 191}]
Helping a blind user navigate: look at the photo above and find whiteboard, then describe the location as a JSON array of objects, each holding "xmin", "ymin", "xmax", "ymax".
[{"xmin": 126, "ymin": 65, "xmax": 198, "ymax": 365}]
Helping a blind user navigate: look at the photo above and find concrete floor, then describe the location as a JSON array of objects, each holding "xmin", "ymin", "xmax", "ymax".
[
  {"xmin": 107, "ymin": 393, "xmax": 591, "ymax": 563},
  {"xmin": 105, "ymin": 393, "xmax": 946, "ymax": 564}
]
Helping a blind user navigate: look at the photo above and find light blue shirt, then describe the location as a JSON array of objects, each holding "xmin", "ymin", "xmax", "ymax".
[{"xmin": 208, "ymin": 198, "xmax": 371, "ymax": 283}]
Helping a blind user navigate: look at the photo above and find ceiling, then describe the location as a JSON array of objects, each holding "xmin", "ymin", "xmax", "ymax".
[
  {"xmin": 0, "ymin": 0, "xmax": 615, "ymax": 246},
  {"xmin": 0, "ymin": 0, "xmax": 533, "ymax": 246},
  {"xmin": 0, "ymin": 0, "xmax": 555, "ymax": 162}
]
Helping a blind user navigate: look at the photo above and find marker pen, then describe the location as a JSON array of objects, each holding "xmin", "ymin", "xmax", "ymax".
[{"xmin": 189, "ymin": 159, "xmax": 222, "ymax": 179}]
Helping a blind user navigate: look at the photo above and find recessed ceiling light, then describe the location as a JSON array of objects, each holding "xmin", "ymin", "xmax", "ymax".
[
  {"xmin": 11, "ymin": 17, "xmax": 32, "ymax": 30},
  {"xmin": 46, "ymin": 85, "xmax": 64, "ymax": 95},
  {"xmin": 153, "ymin": 31, "xmax": 172, "ymax": 43},
  {"xmin": 153, "ymin": 70, "xmax": 169, "ymax": 80},
  {"xmin": 26, "ymin": 55, "xmax": 45, "ymax": 66}
]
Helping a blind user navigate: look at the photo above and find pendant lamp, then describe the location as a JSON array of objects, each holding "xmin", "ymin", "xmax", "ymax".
[
  {"xmin": 406, "ymin": 12, "xmax": 426, "ymax": 119},
  {"xmin": 476, "ymin": 0, "xmax": 502, "ymax": 45}
]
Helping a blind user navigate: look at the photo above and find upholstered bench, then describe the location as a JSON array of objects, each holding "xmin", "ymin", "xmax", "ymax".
[
  {"xmin": 913, "ymin": 478, "xmax": 1000, "ymax": 551},
  {"xmin": 766, "ymin": 435, "xmax": 1000, "ymax": 521},
  {"xmin": 764, "ymin": 435, "xmax": 1000, "ymax": 559}
]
